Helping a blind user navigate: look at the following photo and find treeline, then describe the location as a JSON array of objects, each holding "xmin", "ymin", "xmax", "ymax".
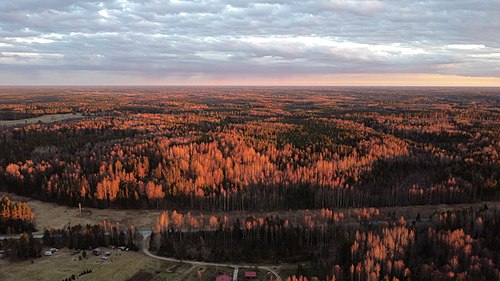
[
  {"xmin": 0, "ymin": 222, "xmax": 140, "ymax": 260},
  {"xmin": 150, "ymin": 208, "xmax": 368, "ymax": 263},
  {"xmin": 149, "ymin": 206, "xmax": 500, "ymax": 281},
  {"xmin": 41, "ymin": 222, "xmax": 141, "ymax": 251},
  {"xmin": 1, "ymin": 233, "xmax": 43, "ymax": 259},
  {"xmin": 0, "ymin": 195, "xmax": 35, "ymax": 234}
]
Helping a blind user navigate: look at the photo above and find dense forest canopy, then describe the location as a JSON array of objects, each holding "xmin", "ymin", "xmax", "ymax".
[{"xmin": 0, "ymin": 87, "xmax": 498, "ymax": 211}]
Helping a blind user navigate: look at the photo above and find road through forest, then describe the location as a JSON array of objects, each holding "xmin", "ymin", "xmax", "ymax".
[
  {"xmin": 141, "ymin": 236, "xmax": 282, "ymax": 281},
  {"xmin": 2, "ymin": 200, "xmax": 500, "ymax": 280}
]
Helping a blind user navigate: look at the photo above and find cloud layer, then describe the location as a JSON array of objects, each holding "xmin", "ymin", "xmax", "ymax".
[{"xmin": 1, "ymin": 0, "xmax": 499, "ymax": 85}]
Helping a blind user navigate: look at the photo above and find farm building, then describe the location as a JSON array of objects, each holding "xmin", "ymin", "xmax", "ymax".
[
  {"xmin": 245, "ymin": 271, "xmax": 257, "ymax": 279},
  {"xmin": 215, "ymin": 273, "xmax": 232, "ymax": 281}
]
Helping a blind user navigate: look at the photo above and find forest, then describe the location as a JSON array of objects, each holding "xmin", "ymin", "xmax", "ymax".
[
  {"xmin": 0, "ymin": 195, "xmax": 35, "ymax": 234},
  {"xmin": 0, "ymin": 87, "xmax": 498, "ymax": 281},
  {"xmin": 150, "ymin": 205, "xmax": 500, "ymax": 281},
  {"xmin": 0, "ymin": 87, "xmax": 498, "ymax": 212}
]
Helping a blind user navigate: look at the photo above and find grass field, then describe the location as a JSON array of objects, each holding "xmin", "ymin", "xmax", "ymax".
[
  {"xmin": 1, "ymin": 193, "xmax": 498, "ymax": 281},
  {"xmin": 0, "ymin": 113, "xmax": 83, "ymax": 126},
  {"xmin": 0, "ymin": 192, "xmax": 163, "ymax": 231},
  {"xmin": 0, "ymin": 247, "xmax": 189, "ymax": 281},
  {"xmin": 1, "ymin": 191, "xmax": 499, "ymax": 233}
]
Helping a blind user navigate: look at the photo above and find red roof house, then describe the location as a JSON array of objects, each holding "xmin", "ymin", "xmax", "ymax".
[
  {"xmin": 245, "ymin": 271, "xmax": 257, "ymax": 279},
  {"xmin": 216, "ymin": 274, "xmax": 232, "ymax": 281}
]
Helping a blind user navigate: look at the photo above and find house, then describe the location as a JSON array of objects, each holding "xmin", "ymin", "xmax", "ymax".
[
  {"xmin": 245, "ymin": 271, "xmax": 257, "ymax": 279},
  {"xmin": 215, "ymin": 274, "xmax": 232, "ymax": 281},
  {"xmin": 92, "ymin": 248, "xmax": 102, "ymax": 256}
]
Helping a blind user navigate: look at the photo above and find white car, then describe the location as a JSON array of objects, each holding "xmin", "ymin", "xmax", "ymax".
[{"xmin": 44, "ymin": 251, "xmax": 53, "ymax": 256}]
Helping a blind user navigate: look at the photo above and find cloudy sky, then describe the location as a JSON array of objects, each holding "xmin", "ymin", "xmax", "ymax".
[{"xmin": 1, "ymin": 0, "xmax": 500, "ymax": 86}]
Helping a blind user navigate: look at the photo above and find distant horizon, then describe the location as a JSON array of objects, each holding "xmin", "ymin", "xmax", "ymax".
[
  {"xmin": 1, "ymin": 85, "xmax": 500, "ymax": 88},
  {"xmin": 9, "ymin": 85, "xmax": 500, "ymax": 88},
  {"xmin": 2, "ymin": 73, "xmax": 500, "ymax": 87},
  {"xmin": 1, "ymin": 83, "xmax": 500, "ymax": 88}
]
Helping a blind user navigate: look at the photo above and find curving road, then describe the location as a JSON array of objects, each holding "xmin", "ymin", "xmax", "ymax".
[
  {"xmin": 0, "ymin": 231, "xmax": 282, "ymax": 281},
  {"xmin": 141, "ymin": 236, "xmax": 282, "ymax": 281}
]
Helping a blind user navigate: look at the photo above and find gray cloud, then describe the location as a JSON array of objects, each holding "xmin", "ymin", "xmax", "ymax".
[{"xmin": 1, "ymin": 0, "xmax": 499, "ymax": 84}]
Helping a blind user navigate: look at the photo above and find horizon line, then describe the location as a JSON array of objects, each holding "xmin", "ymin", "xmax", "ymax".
[{"xmin": 1, "ymin": 84, "xmax": 500, "ymax": 88}]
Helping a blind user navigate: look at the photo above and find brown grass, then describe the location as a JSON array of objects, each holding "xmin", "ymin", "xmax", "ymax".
[
  {"xmin": 1, "ymin": 191, "xmax": 499, "ymax": 233},
  {"xmin": 0, "ymin": 248, "xmax": 182, "ymax": 281},
  {"xmin": 0, "ymin": 192, "xmax": 162, "ymax": 230},
  {"xmin": 1, "ymin": 194, "xmax": 497, "ymax": 281},
  {"xmin": 0, "ymin": 113, "xmax": 83, "ymax": 126}
]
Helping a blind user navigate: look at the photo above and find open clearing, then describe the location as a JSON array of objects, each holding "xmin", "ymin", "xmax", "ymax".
[
  {"xmin": 2, "ymin": 192, "xmax": 500, "ymax": 232},
  {"xmin": 0, "ymin": 249, "xmax": 275, "ymax": 281},
  {"xmin": 0, "ymin": 247, "xmax": 188, "ymax": 281},
  {"xmin": 0, "ymin": 194, "xmax": 499, "ymax": 281},
  {"xmin": 0, "ymin": 113, "xmax": 83, "ymax": 126},
  {"xmin": 0, "ymin": 192, "xmax": 163, "ymax": 230}
]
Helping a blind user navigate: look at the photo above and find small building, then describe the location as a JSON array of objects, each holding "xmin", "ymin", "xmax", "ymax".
[
  {"xmin": 215, "ymin": 274, "xmax": 232, "ymax": 281},
  {"xmin": 93, "ymin": 248, "xmax": 102, "ymax": 256},
  {"xmin": 100, "ymin": 255, "xmax": 108, "ymax": 260},
  {"xmin": 44, "ymin": 251, "xmax": 53, "ymax": 256},
  {"xmin": 245, "ymin": 271, "xmax": 257, "ymax": 279}
]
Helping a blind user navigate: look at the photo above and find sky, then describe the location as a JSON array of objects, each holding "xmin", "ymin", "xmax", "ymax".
[{"xmin": 1, "ymin": 0, "xmax": 500, "ymax": 86}]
